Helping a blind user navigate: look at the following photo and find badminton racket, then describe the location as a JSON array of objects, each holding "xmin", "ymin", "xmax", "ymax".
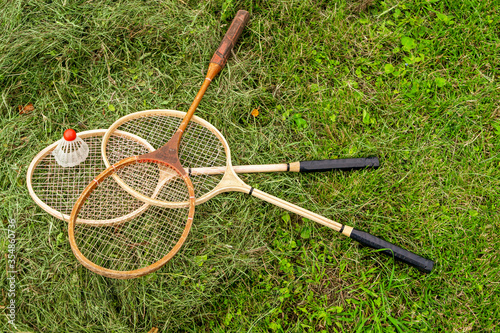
[
  {"xmin": 27, "ymin": 129, "xmax": 378, "ymax": 223},
  {"xmin": 68, "ymin": 11, "xmax": 250, "ymax": 279},
  {"xmin": 70, "ymin": 111, "xmax": 433, "ymax": 277}
]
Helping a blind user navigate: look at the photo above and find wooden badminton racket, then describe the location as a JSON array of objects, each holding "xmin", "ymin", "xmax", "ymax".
[
  {"xmin": 27, "ymin": 128, "xmax": 378, "ymax": 223},
  {"xmin": 68, "ymin": 10, "xmax": 250, "ymax": 279},
  {"xmin": 71, "ymin": 110, "xmax": 433, "ymax": 277}
]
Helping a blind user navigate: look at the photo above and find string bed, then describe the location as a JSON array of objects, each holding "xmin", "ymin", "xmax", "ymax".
[
  {"xmin": 30, "ymin": 135, "xmax": 104, "ymax": 218},
  {"xmin": 28, "ymin": 131, "xmax": 153, "ymax": 223},
  {"xmin": 71, "ymin": 161, "xmax": 192, "ymax": 275}
]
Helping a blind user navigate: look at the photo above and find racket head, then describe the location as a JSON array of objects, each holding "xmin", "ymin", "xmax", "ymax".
[
  {"xmin": 102, "ymin": 109, "xmax": 236, "ymax": 208},
  {"xmin": 27, "ymin": 129, "xmax": 154, "ymax": 224},
  {"xmin": 68, "ymin": 157, "xmax": 196, "ymax": 279}
]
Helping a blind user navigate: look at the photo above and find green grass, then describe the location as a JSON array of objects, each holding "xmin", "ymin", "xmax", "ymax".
[{"xmin": 1, "ymin": 0, "xmax": 499, "ymax": 331}]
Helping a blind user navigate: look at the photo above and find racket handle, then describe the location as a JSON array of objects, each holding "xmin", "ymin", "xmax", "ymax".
[
  {"xmin": 210, "ymin": 10, "xmax": 250, "ymax": 69},
  {"xmin": 250, "ymin": 188, "xmax": 433, "ymax": 273},
  {"xmin": 180, "ymin": 10, "xmax": 249, "ymax": 134},
  {"xmin": 348, "ymin": 228, "xmax": 434, "ymax": 273},
  {"xmin": 294, "ymin": 157, "xmax": 379, "ymax": 172}
]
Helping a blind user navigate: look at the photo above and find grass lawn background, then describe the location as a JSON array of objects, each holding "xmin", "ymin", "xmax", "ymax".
[{"xmin": 1, "ymin": 0, "xmax": 499, "ymax": 331}]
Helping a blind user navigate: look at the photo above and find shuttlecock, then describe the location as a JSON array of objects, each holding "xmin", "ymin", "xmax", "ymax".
[{"xmin": 52, "ymin": 129, "xmax": 89, "ymax": 167}]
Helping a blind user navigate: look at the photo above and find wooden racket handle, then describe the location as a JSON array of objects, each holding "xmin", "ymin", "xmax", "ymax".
[
  {"xmin": 210, "ymin": 10, "xmax": 250, "ymax": 71},
  {"xmin": 177, "ymin": 10, "xmax": 249, "ymax": 134}
]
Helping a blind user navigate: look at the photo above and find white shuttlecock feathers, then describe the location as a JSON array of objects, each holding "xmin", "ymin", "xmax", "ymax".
[{"xmin": 52, "ymin": 129, "xmax": 89, "ymax": 167}]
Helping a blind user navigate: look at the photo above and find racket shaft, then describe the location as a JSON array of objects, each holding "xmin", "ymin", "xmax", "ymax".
[
  {"xmin": 250, "ymin": 188, "xmax": 434, "ymax": 273},
  {"xmin": 189, "ymin": 157, "xmax": 379, "ymax": 175}
]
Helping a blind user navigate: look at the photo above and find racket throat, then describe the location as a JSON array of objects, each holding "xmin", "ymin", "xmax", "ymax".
[{"xmin": 138, "ymin": 131, "xmax": 187, "ymax": 176}]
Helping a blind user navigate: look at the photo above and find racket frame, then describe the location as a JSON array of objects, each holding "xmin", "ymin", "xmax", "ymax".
[
  {"xmin": 27, "ymin": 129, "xmax": 154, "ymax": 224},
  {"xmin": 68, "ymin": 10, "xmax": 250, "ymax": 278}
]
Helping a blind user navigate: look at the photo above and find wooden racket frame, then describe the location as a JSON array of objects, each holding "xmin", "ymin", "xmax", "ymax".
[
  {"xmin": 27, "ymin": 129, "xmax": 154, "ymax": 225},
  {"xmin": 69, "ymin": 158, "xmax": 195, "ymax": 279},
  {"xmin": 68, "ymin": 10, "xmax": 250, "ymax": 279},
  {"xmin": 29, "ymin": 126, "xmax": 376, "ymax": 225}
]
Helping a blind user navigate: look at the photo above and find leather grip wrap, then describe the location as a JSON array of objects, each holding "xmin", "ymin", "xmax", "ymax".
[
  {"xmin": 299, "ymin": 157, "xmax": 379, "ymax": 172},
  {"xmin": 350, "ymin": 228, "xmax": 434, "ymax": 273},
  {"xmin": 210, "ymin": 10, "xmax": 250, "ymax": 68}
]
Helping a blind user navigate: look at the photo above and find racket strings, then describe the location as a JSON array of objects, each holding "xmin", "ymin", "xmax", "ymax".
[
  {"xmin": 30, "ymin": 133, "xmax": 156, "ymax": 221},
  {"xmin": 107, "ymin": 115, "xmax": 180, "ymax": 154},
  {"xmin": 74, "ymin": 162, "xmax": 191, "ymax": 272},
  {"xmin": 31, "ymin": 135, "xmax": 105, "ymax": 217},
  {"xmin": 106, "ymin": 134, "xmax": 151, "ymax": 163},
  {"xmin": 178, "ymin": 121, "xmax": 226, "ymax": 199},
  {"xmin": 114, "ymin": 162, "xmax": 192, "ymax": 201}
]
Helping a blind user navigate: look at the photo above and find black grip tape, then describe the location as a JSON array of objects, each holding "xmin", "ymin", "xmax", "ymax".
[
  {"xmin": 299, "ymin": 157, "xmax": 379, "ymax": 172},
  {"xmin": 350, "ymin": 228, "xmax": 434, "ymax": 273}
]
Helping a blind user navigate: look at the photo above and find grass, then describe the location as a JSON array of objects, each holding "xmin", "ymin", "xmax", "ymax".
[{"xmin": 1, "ymin": 0, "xmax": 499, "ymax": 331}]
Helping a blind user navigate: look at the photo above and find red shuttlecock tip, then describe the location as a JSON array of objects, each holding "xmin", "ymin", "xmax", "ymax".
[{"xmin": 63, "ymin": 129, "xmax": 77, "ymax": 141}]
